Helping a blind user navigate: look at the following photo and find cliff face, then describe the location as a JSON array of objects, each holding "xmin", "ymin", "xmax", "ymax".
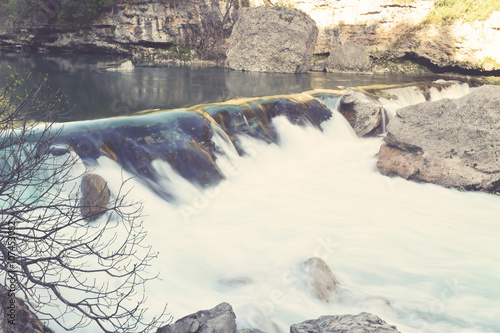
[
  {"xmin": 250, "ymin": 0, "xmax": 500, "ymax": 73},
  {"xmin": 0, "ymin": 0, "xmax": 238, "ymax": 60},
  {"xmin": 1, "ymin": 0, "xmax": 499, "ymax": 73}
]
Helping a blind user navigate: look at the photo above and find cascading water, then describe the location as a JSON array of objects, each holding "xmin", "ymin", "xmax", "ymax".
[
  {"xmin": 3, "ymin": 80, "xmax": 499, "ymax": 333},
  {"xmin": 376, "ymin": 80, "xmax": 472, "ymax": 119}
]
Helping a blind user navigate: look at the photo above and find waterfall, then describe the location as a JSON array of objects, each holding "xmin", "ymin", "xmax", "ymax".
[
  {"xmin": 2, "ymin": 81, "xmax": 499, "ymax": 333},
  {"xmin": 377, "ymin": 80, "xmax": 471, "ymax": 119}
]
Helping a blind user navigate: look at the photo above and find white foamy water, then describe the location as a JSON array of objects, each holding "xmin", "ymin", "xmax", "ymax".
[
  {"xmin": 80, "ymin": 103, "xmax": 500, "ymax": 333},
  {"xmin": 378, "ymin": 80, "xmax": 471, "ymax": 119},
  {"xmin": 4, "ymin": 81, "xmax": 496, "ymax": 333}
]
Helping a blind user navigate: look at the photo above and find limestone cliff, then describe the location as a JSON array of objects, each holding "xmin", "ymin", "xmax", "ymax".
[
  {"xmin": 0, "ymin": 0, "xmax": 239, "ymax": 62},
  {"xmin": 250, "ymin": 0, "xmax": 500, "ymax": 73},
  {"xmin": 1, "ymin": 0, "xmax": 499, "ymax": 73}
]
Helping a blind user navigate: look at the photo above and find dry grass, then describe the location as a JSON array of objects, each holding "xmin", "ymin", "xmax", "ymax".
[{"xmin": 425, "ymin": 0, "xmax": 500, "ymax": 23}]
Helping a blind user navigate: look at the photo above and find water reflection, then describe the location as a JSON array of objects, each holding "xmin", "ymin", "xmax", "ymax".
[{"xmin": 0, "ymin": 51, "xmax": 449, "ymax": 122}]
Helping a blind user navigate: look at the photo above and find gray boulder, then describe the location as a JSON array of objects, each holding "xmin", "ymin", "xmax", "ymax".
[
  {"xmin": 290, "ymin": 312, "xmax": 400, "ymax": 333},
  {"xmin": 377, "ymin": 85, "xmax": 500, "ymax": 194},
  {"xmin": 157, "ymin": 302, "xmax": 237, "ymax": 333},
  {"xmin": 326, "ymin": 42, "xmax": 372, "ymax": 72},
  {"xmin": 226, "ymin": 7, "xmax": 318, "ymax": 73},
  {"xmin": 300, "ymin": 257, "xmax": 339, "ymax": 303},
  {"xmin": 80, "ymin": 173, "xmax": 110, "ymax": 221},
  {"xmin": 339, "ymin": 91, "xmax": 385, "ymax": 137}
]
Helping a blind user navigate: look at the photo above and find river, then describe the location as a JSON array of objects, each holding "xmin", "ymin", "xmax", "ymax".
[{"xmin": 1, "ymin": 52, "xmax": 499, "ymax": 333}]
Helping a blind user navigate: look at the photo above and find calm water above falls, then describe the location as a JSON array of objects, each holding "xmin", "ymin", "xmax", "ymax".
[
  {"xmin": 0, "ymin": 51, "xmax": 458, "ymax": 121},
  {"xmin": 1, "ymin": 52, "xmax": 499, "ymax": 333}
]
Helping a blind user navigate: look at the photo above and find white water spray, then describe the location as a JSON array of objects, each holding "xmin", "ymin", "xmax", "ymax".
[
  {"xmin": 378, "ymin": 80, "xmax": 471, "ymax": 118},
  {"xmin": 7, "ymin": 82, "xmax": 498, "ymax": 333}
]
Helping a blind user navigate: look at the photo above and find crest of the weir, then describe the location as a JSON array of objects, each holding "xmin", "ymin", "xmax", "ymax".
[{"xmin": 52, "ymin": 91, "xmax": 343, "ymax": 201}]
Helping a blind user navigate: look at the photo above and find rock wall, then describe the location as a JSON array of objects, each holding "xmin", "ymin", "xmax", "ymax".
[
  {"xmin": 249, "ymin": 0, "xmax": 500, "ymax": 73},
  {"xmin": 0, "ymin": 0, "xmax": 239, "ymax": 60},
  {"xmin": 2, "ymin": 0, "xmax": 499, "ymax": 73}
]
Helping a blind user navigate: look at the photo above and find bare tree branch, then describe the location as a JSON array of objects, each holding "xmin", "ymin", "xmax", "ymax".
[{"xmin": 0, "ymin": 72, "xmax": 170, "ymax": 332}]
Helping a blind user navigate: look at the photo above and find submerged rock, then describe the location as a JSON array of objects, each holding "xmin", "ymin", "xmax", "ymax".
[
  {"xmin": 290, "ymin": 312, "xmax": 400, "ymax": 333},
  {"xmin": 377, "ymin": 85, "xmax": 500, "ymax": 194},
  {"xmin": 157, "ymin": 302, "xmax": 237, "ymax": 333},
  {"xmin": 226, "ymin": 7, "xmax": 318, "ymax": 73},
  {"xmin": 80, "ymin": 173, "xmax": 110, "ymax": 221},
  {"xmin": 106, "ymin": 60, "xmax": 134, "ymax": 72},
  {"xmin": 300, "ymin": 257, "xmax": 339, "ymax": 303}
]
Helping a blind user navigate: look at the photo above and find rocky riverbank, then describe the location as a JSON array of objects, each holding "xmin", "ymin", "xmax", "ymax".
[
  {"xmin": 377, "ymin": 84, "xmax": 500, "ymax": 194},
  {"xmin": 156, "ymin": 302, "xmax": 401, "ymax": 333},
  {"xmin": 155, "ymin": 257, "xmax": 399, "ymax": 333}
]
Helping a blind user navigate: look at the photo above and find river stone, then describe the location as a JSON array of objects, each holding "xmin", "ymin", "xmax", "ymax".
[
  {"xmin": 339, "ymin": 91, "xmax": 385, "ymax": 137},
  {"xmin": 290, "ymin": 312, "xmax": 400, "ymax": 333},
  {"xmin": 326, "ymin": 42, "xmax": 372, "ymax": 72},
  {"xmin": 0, "ymin": 284, "xmax": 53, "ymax": 333},
  {"xmin": 225, "ymin": 7, "xmax": 318, "ymax": 73},
  {"xmin": 157, "ymin": 302, "xmax": 237, "ymax": 333},
  {"xmin": 80, "ymin": 173, "xmax": 110, "ymax": 221},
  {"xmin": 377, "ymin": 85, "xmax": 500, "ymax": 194},
  {"xmin": 301, "ymin": 257, "xmax": 339, "ymax": 303}
]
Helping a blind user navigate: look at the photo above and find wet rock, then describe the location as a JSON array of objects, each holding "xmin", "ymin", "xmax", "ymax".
[
  {"xmin": 226, "ymin": 7, "xmax": 318, "ymax": 73},
  {"xmin": 301, "ymin": 257, "xmax": 339, "ymax": 303},
  {"xmin": 0, "ymin": 284, "xmax": 53, "ymax": 333},
  {"xmin": 290, "ymin": 312, "xmax": 400, "ymax": 333},
  {"xmin": 326, "ymin": 42, "xmax": 372, "ymax": 72},
  {"xmin": 80, "ymin": 173, "xmax": 110, "ymax": 221},
  {"xmin": 157, "ymin": 302, "xmax": 237, "ymax": 333},
  {"xmin": 377, "ymin": 85, "xmax": 500, "ymax": 194},
  {"xmin": 0, "ymin": 0, "xmax": 238, "ymax": 60},
  {"xmin": 339, "ymin": 91, "xmax": 385, "ymax": 137},
  {"xmin": 55, "ymin": 93, "xmax": 332, "ymax": 201},
  {"xmin": 206, "ymin": 93, "xmax": 332, "ymax": 152}
]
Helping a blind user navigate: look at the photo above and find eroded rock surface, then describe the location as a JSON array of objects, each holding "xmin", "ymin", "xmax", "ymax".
[
  {"xmin": 157, "ymin": 302, "xmax": 236, "ymax": 333},
  {"xmin": 326, "ymin": 41, "xmax": 371, "ymax": 72},
  {"xmin": 290, "ymin": 312, "xmax": 400, "ymax": 333},
  {"xmin": 80, "ymin": 173, "xmax": 110, "ymax": 221},
  {"xmin": 226, "ymin": 7, "xmax": 318, "ymax": 73},
  {"xmin": 339, "ymin": 91, "xmax": 384, "ymax": 137},
  {"xmin": 300, "ymin": 257, "xmax": 339, "ymax": 303},
  {"xmin": 377, "ymin": 85, "xmax": 500, "ymax": 194}
]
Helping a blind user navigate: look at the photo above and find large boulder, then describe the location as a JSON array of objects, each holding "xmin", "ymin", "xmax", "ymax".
[
  {"xmin": 290, "ymin": 312, "xmax": 400, "ymax": 333},
  {"xmin": 80, "ymin": 173, "xmax": 110, "ymax": 221},
  {"xmin": 225, "ymin": 7, "xmax": 318, "ymax": 73},
  {"xmin": 326, "ymin": 42, "xmax": 372, "ymax": 72},
  {"xmin": 157, "ymin": 302, "xmax": 237, "ymax": 333},
  {"xmin": 377, "ymin": 85, "xmax": 500, "ymax": 194}
]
